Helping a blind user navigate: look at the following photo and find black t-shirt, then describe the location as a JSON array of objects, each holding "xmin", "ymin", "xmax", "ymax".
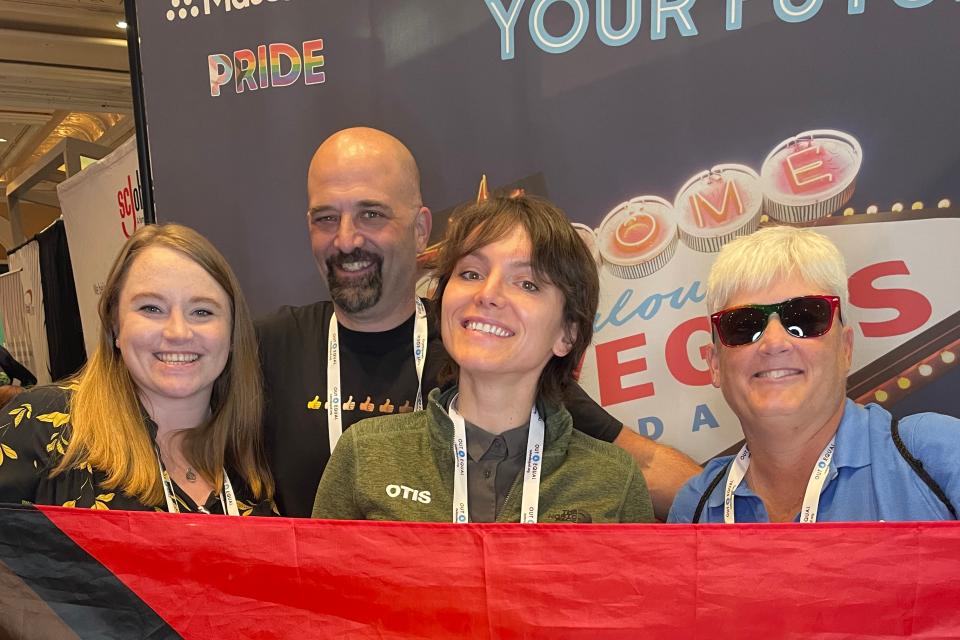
[{"xmin": 256, "ymin": 301, "xmax": 622, "ymax": 517}]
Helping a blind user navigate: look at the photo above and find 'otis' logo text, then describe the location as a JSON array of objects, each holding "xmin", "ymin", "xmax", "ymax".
[
  {"xmin": 385, "ymin": 484, "xmax": 432, "ymax": 504},
  {"xmin": 117, "ymin": 170, "xmax": 146, "ymax": 238}
]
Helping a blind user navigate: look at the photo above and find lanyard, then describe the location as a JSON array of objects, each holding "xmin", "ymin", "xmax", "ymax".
[
  {"xmin": 154, "ymin": 448, "xmax": 239, "ymax": 516},
  {"xmin": 723, "ymin": 436, "xmax": 837, "ymax": 523},
  {"xmin": 448, "ymin": 394, "xmax": 546, "ymax": 524},
  {"xmin": 327, "ymin": 298, "xmax": 428, "ymax": 453}
]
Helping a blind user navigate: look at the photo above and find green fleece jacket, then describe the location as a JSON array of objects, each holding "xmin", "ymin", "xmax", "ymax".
[{"xmin": 312, "ymin": 387, "xmax": 654, "ymax": 523}]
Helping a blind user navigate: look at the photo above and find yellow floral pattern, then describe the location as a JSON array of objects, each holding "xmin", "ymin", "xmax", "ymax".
[
  {"xmin": 9, "ymin": 403, "xmax": 31, "ymax": 427},
  {"xmin": 92, "ymin": 493, "xmax": 115, "ymax": 510},
  {"xmin": 37, "ymin": 411, "xmax": 71, "ymax": 456},
  {"xmin": 0, "ymin": 443, "xmax": 17, "ymax": 465},
  {"xmin": 0, "ymin": 402, "xmax": 31, "ymax": 466}
]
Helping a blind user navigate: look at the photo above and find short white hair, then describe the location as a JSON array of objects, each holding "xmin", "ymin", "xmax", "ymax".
[{"xmin": 706, "ymin": 226, "xmax": 848, "ymax": 315}]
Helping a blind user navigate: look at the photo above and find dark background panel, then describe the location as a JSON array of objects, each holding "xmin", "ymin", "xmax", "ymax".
[{"xmin": 134, "ymin": 1, "xmax": 960, "ymax": 314}]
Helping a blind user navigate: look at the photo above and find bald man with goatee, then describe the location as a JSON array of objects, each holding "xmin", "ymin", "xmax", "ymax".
[{"xmin": 258, "ymin": 127, "xmax": 700, "ymax": 518}]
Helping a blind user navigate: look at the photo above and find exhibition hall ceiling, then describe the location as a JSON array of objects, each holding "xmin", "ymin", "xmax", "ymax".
[{"xmin": 0, "ymin": 0, "xmax": 132, "ymax": 214}]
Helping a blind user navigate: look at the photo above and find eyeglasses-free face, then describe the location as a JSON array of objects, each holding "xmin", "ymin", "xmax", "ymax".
[{"xmin": 710, "ymin": 295, "xmax": 842, "ymax": 347}]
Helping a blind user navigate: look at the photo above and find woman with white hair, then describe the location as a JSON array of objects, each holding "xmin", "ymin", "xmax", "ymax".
[{"xmin": 669, "ymin": 226, "xmax": 959, "ymax": 523}]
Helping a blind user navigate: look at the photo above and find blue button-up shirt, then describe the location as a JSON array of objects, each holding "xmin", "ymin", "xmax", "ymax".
[{"xmin": 668, "ymin": 400, "xmax": 960, "ymax": 523}]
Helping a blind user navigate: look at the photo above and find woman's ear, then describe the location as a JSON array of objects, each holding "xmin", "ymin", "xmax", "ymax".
[{"xmin": 552, "ymin": 323, "xmax": 577, "ymax": 358}]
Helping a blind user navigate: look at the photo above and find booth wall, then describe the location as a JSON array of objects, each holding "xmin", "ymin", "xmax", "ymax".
[{"xmin": 131, "ymin": 0, "xmax": 960, "ymax": 459}]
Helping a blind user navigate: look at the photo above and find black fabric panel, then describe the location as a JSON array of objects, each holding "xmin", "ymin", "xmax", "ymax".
[
  {"xmin": 0, "ymin": 345, "xmax": 36, "ymax": 386},
  {"xmin": 36, "ymin": 221, "xmax": 86, "ymax": 381},
  {"xmin": 0, "ymin": 560, "xmax": 81, "ymax": 640},
  {"xmin": 0, "ymin": 505, "xmax": 179, "ymax": 640}
]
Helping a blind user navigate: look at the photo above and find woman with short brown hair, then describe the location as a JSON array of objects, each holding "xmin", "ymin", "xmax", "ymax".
[{"xmin": 314, "ymin": 195, "xmax": 652, "ymax": 523}]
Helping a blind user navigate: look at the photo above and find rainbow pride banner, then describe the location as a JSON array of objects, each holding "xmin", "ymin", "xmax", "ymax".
[{"xmin": 2, "ymin": 505, "xmax": 959, "ymax": 638}]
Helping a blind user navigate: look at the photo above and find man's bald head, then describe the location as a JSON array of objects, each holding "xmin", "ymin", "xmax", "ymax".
[
  {"xmin": 308, "ymin": 127, "xmax": 423, "ymax": 209},
  {"xmin": 305, "ymin": 127, "xmax": 432, "ymax": 331}
]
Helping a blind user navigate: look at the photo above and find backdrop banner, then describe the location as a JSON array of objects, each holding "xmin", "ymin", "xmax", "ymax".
[
  {"xmin": 1, "ymin": 506, "xmax": 959, "ymax": 639},
  {"xmin": 131, "ymin": 1, "xmax": 960, "ymax": 459},
  {"xmin": 8, "ymin": 241, "xmax": 50, "ymax": 385},
  {"xmin": 58, "ymin": 136, "xmax": 144, "ymax": 356}
]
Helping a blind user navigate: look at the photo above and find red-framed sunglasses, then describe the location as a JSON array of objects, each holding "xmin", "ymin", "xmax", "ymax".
[{"xmin": 710, "ymin": 295, "xmax": 843, "ymax": 347}]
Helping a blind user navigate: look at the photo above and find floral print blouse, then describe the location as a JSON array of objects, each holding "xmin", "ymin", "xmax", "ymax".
[{"xmin": 0, "ymin": 384, "xmax": 274, "ymax": 515}]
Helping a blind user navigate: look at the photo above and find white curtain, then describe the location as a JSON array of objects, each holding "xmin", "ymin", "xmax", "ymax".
[
  {"xmin": 0, "ymin": 269, "xmax": 36, "ymax": 378},
  {"xmin": 8, "ymin": 241, "xmax": 51, "ymax": 384}
]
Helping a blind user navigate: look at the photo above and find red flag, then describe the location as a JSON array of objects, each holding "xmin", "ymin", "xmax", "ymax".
[{"xmin": 1, "ymin": 505, "xmax": 958, "ymax": 638}]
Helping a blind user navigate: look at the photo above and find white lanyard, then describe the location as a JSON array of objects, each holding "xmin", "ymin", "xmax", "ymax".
[
  {"xmin": 448, "ymin": 394, "xmax": 546, "ymax": 524},
  {"xmin": 327, "ymin": 298, "xmax": 428, "ymax": 453},
  {"xmin": 154, "ymin": 449, "xmax": 239, "ymax": 516},
  {"xmin": 723, "ymin": 436, "xmax": 837, "ymax": 523}
]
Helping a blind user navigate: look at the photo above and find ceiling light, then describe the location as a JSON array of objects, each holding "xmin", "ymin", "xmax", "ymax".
[
  {"xmin": 0, "ymin": 138, "xmax": 7, "ymax": 143},
  {"xmin": 117, "ymin": 20, "xmax": 128, "ymax": 29}
]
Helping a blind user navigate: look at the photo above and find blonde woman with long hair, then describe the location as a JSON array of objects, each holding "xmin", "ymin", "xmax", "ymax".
[{"xmin": 0, "ymin": 224, "xmax": 273, "ymax": 514}]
